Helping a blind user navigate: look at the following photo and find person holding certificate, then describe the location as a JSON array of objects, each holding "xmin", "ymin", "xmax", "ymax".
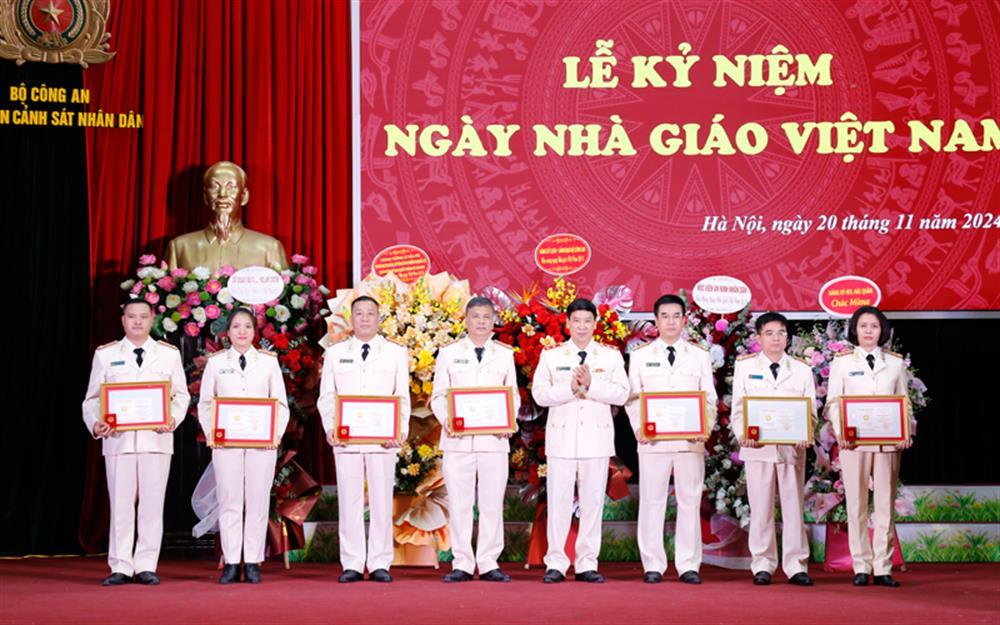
[
  {"xmin": 826, "ymin": 306, "xmax": 913, "ymax": 588},
  {"xmin": 532, "ymin": 298, "xmax": 629, "ymax": 584},
  {"xmin": 81, "ymin": 299, "xmax": 190, "ymax": 586},
  {"xmin": 317, "ymin": 295, "xmax": 410, "ymax": 583},
  {"xmin": 430, "ymin": 296, "xmax": 520, "ymax": 583},
  {"xmin": 625, "ymin": 294, "xmax": 717, "ymax": 585},
  {"xmin": 197, "ymin": 308, "xmax": 289, "ymax": 584},
  {"xmin": 731, "ymin": 312, "xmax": 816, "ymax": 587}
]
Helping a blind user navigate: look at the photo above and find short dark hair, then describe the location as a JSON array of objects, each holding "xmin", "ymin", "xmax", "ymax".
[
  {"xmin": 653, "ymin": 294, "xmax": 686, "ymax": 316},
  {"xmin": 566, "ymin": 297, "xmax": 597, "ymax": 319},
  {"xmin": 755, "ymin": 311, "xmax": 789, "ymax": 334},
  {"xmin": 122, "ymin": 298, "xmax": 154, "ymax": 314},
  {"xmin": 227, "ymin": 307, "xmax": 256, "ymax": 329},
  {"xmin": 351, "ymin": 295, "xmax": 379, "ymax": 311},
  {"xmin": 848, "ymin": 306, "xmax": 892, "ymax": 347},
  {"xmin": 465, "ymin": 296, "xmax": 495, "ymax": 314}
]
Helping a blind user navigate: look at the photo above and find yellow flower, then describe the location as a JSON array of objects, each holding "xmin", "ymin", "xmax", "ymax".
[
  {"xmin": 521, "ymin": 323, "xmax": 536, "ymax": 336},
  {"xmin": 417, "ymin": 444, "xmax": 434, "ymax": 460},
  {"xmin": 400, "ymin": 443, "xmax": 412, "ymax": 457},
  {"xmin": 410, "ymin": 380, "xmax": 422, "ymax": 394},
  {"xmin": 540, "ymin": 335, "xmax": 557, "ymax": 348},
  {"xmin": 511, "ymin": 448, "xmax": 526, "ymax": 465},
  {"xmin": 406, "ymin": 463, "xmax": 421, "ymax": 476},
  {"xmin": 422, "ymin": 379, "xmax": 433, "ymax": 395},
  {"xmin": 537, "ymin": 463, "xmax": 547, "ymax": 478},
  {"xmin": 416, "ymin": 349, "xmax": 435, "ymax": 369}
]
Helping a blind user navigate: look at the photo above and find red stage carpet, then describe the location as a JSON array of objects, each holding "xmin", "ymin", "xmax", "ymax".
[{"xmin": 1, "ymin": 558, "xmax": 997, "ymax": 624}]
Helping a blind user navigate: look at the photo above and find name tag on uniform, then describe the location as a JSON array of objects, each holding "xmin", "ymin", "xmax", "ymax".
[
  {"xmin": 219, "ymin": 368, "xmax": 236, "ymax": 374},
  {"xmin": 339, "ymin": 358, "xmax": 354, "ymax": 364},
  {"xmin": 110, "ymin": 360, "xmax": 126, "ymax": 367},
  {"xmin": 453, "ymin": 358, "xmax": 469, "ymax": 364},
  {"xmin": 645, "ymin": 361, "xmax": 661, "ymax": 367},
  {"xmin": 849, "ymin": 370, "xmax": 865, "ymax": 377},
  {"xmin": 749, "ymin": 374, "xmax": 764, "ymax": 380},
  {"xmin": 556, "ymin": 366, "xmax": 572, "ymax": 372}
]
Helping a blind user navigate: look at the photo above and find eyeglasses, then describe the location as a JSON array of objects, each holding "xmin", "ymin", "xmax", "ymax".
[{"xmin": 761, "ymin": 330, "xmax": 788, "ymax": 338}]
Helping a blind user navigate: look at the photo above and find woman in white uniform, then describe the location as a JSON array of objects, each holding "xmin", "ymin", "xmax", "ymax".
[{"xmin": 198, "ymin": 308, "xmax": 289, "ymax": 584}]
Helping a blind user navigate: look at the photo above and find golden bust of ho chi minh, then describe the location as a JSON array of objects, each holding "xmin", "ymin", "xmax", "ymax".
[{"xmin": 166, "ymin": 161, "xmax": 289, "ymax": 271}]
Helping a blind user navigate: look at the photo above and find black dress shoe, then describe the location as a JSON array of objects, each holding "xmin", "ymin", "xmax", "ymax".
[
  {"xmin": 542, "ymin": 569, "xmax": 565, "ymax": 584},
  {"xmin": 788, "ymin": 572, "xmax": 814, "ymax": 586},
  {"xmin": 219, "ymin": 564, "xmax": 240, "ymax": 585},
  {"xmin": 574, "ymin": 570, "xmax": 605, "ymax": 584},
  {"xmin": 679, "ymin": 570, "xmax": 702, "ymax": 584},
  {"xmin": 102, "ymin": 572, "xmax": 131, "ymax": 586},
  {"xmin": 338, "ymin": 569, "xmax": 363, "ymax": 583},
  {"xmin": 853, "ymin": 573, "xmax": 870, "ymax": 586},
  {"xmin": 873, "ymin": 575, "xmax": 901, "ymax": 587},
  {"xmin": 479, "ymin": 568, "xmax": 511, "ymax": 582},
  {"xmin": 443, "ymin": 569, "xmax": 474, "ymax": 583},
  {"xmin": 134, "ymin": 571, "xmax": 160, "ymax": 585},
  {"xmin": 643, "ymin": 571, "xmax": 663, "ymax": 584},
  {"xmin": 244, "ymin": 563, "xmax": 261, "ymax": 584},
  {"xmin": 753, "ymin": 571, "xmax": 772, "ymax": 585},
  {"xmin": 370, "ymin": 568, "xmax": 393, "ymax": 583}
]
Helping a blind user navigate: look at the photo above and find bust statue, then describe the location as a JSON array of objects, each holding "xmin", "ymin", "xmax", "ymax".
[{"xmin": 166, "ymin": 161, "xmax": 289, "ymax": 271}]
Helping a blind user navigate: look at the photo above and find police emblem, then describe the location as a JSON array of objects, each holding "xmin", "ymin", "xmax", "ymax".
[{"xmin": 0, "ymin": 0, "xmax": 114, "ymax": 66}]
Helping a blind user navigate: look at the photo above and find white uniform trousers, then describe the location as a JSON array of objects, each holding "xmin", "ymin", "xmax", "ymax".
[
  {"xmin": 745, "ymin": 459, "xmax": 809, "ymax": 577},
  {"xmin": 544, "ymin": 456, "xmax": 609, "ymax": 575},
  {"xmin": 442, "ymin": 451, "xmax": 508, "ymax": 574},
  {"xmin": 105, "ymin": 453, "xmax": 171, "ymax": 575},
  {"xmin": 213, "ymin": 448, "xmax": 277, "ymax": 565},
  {"xmin": 638, "ymin": 452, "xmax": 704, "ymax": 575},
  {"xmin": 334, "ymin": 453, "xmax": 396, "ymax": 572},
  {"xmin": 840, "ymin": 449, "xmax": 901, "ymax": 575}
]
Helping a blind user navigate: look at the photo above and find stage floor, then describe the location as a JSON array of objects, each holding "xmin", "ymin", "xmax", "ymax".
[{"xmin": 1, "ymin": 558, "xmax": 997, "ymax": 624}]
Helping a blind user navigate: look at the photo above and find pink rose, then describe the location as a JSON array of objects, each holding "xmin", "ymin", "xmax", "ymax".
[
  {"xmin": 291, "ymin": 254, "xmax": 309, "ymax": 265},
  {"xmin": 714, "ymin": 319, "xmax": 729, "ymax": 332},
  {"xmin": 303, "ymin": 265, "xmax": 317, "ymax": 275},
  {"xmin": 828, "ymin": 341, "xmax": 845, "ymax": 352},
  {"xmin": 811, "ymin": 351, "xmax": 825, "ymax": 366},
  {"xmin": 218, "ymin": 265, "xmax": 236, "ymax": 277},
  {"xmin": 205, "ymin": 279, "xmax": 222, "ymax": 294},
  {"xmin": 747, "ymin": 339, "xmax": 762, "ymax": 353},
  {"xmin": 130, "ymin": 282, "xmax": 143, "ymax": 295},
  {"xmin": 295, "ymin": 274, "xmax": 311, "ymax": 285},
  {"xmin": 310, "ymin": 290, "xmax": 323, "ymax": 303},
  {"xmin": 144, "ymin": 291, "xmax": 160, "ymax": 305},
  {"xmin": 205, "ymin": 304, "xmax": 221, "ymax": 319},
  {"xmin": 820, "ymin": 366, "xmax": 830, "ymax": 378},
  {"xmin": 184, "ymin": 322, "xmax": 200, "ymax": 337},
  {"xmin": 170, "ymin": 268, "xmax": 189, "ymax": 279},
  {"xmin": 139, "ymin": 254, "xmax": 156, "ymax": 266},
  {"xmin": 282, "ymin": 273, "xmax": 291, "ymax": 283},
  {"xmin": 225, "ymin": 303, "xmax": 234, "ymax": 310},
  {"xmin": 158, "ymin": 305, "xmax": 166, "ymax": 313},
  {"xmin": 186, "ymin": 292, "xmax": 202, "ymax": 307},
  {"xmin": 178, "ymin": 303, "xmax": 191, "ymax": 319},
  {"xmin": 156, "ymin": 276, "xmax": 176, "ymax": 291}
]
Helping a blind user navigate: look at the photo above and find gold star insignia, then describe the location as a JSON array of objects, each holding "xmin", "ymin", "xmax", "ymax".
[{"xmin": 40, "ymin": 1, "xmax": 65, "ymax": 26}]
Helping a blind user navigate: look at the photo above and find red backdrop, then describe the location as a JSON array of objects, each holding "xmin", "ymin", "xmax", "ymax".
[
  {"xmin": 80, "ymin": 0, "xmax": 350, "ymax": 548},
  {"xmin": 358, "ymin": 0, "xmax": 1000, "ymax": 311}
]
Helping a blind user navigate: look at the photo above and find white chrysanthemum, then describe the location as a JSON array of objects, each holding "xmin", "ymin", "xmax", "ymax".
[
  {"xmin": 120, "ymin": 279, "xmax": 135, "ymax": 290},
  {"xmin": 136, "ymin": 267, "xmax": 157, "ymax": 279},
  {"xmin": 162, "ymin": 318, "xmax": 178, "ymax": 333},
  {"xmin": 150, "ymin": 267, "xmax": 167, "ymax": 280},
  {"xmin": 165, "ymin": 294, "xmax": 182, "ymax": 309},
  {"xmin": 290, "ymin": 294, "xmax": 307, "ymax": 310},
  {"xmin": 217, "ymin": 288, "xmax": 234, "ymax": 305},
  {"xmin": 709, "ymin": 343, "xmax": 725, "ymax": 369},
  {"xmin": 274, "ymin": 305, "xmax": 291, "ymax": 323},
  {"xmin": 192, "ymin": 266, "xmax": 211, "ymax": 280},
  {"xmin": 182, "ymin": 281, "xmax": 200, "ymax": 293},
  {"xmin": 192, "ymin": 307, "xmax": 207, "ymax": 323}
]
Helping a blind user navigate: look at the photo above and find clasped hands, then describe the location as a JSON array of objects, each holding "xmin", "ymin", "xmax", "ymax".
[{"xmin": 570, "ymin": 364, "xmax": 592, "ymax": 398}]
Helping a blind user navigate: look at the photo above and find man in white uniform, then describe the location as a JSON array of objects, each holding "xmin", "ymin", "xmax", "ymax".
[
  {"xmin": 430, "ymin": 296, "xmax": 520, "ymax": 582},
  {"xmin": 532, "ymin": 298, "xmax": 629, "ymax": 584},
  {"xmin": 82, "ymin": 299, "xmax": 190, "ymax": 586},
  {"xmin": 318, "ymin": 296, "xmax": 410, "ymax": 583},
  {"xmin": 625, "ymin": 294, "xmax": 717, "ymax": 584}
]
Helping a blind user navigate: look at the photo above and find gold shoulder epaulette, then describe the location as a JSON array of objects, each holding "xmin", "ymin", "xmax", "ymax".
[
  {"xmin": 634, "ymin": 341, "xmax": 656, "ymax": 351},
  {"xmin": 97, "ymin": 340, "xmax": 117, "ymax": 350},
  {"xmin": 157, "ymin": 340, "xmax": 179, "ymax": 351},
  {"xmin": 208, "ymin": 350, "xmax": 228, "ymax": 358},
  {"xmin": 792, "ymin": 355, "xmax": 811, "ymax": 367},
  {"xmin": 835, "ymin": 348, "xmax": 853, "ymax": 357},
  {"xmin": 595, "ymin": 341, "xmax": 616, "ymax": 350},
  {"xmin": 492, "ymin": 340, "xmax": 513, "ymax": 350},
  {"xmin": 384, "ymin": 335, "xmax": 408, "ymax": 348},
  {"xmin": 737, "ymin": 352, "xmax": 757, "ymax": 361},
  {"xmin": 259, "ymin": 349, "xmax": 277, "ymax": 357},
  {"xmin": 884, "ymin": 349, "xmax": 903, "ymax": 359},
  {"xmin": 688, "ymin": 341, "xmax": 708, "ymax": 352},
  {"xmin": 543, "ymin": 341, "xmax": 561, "ymax": 350}
]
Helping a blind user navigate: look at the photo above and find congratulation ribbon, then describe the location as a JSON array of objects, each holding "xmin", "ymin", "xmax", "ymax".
[
  {"xmin": 748, "ymin": 426, "xmax": 760, "ymax": 441},
  {"xmin": 104, "ymin": 414, "xmax": 117, "ymax": 429},
  {"xmin": 453, "ymin": 418, "xmax": 465, "ymax": 431},
  {"xmin": 214, "ymin": 429, "xmax": 226, "ymax": 443},
  {"xmin": 845, "ymin": 426, "xmax": 857, "ymax": 443}
]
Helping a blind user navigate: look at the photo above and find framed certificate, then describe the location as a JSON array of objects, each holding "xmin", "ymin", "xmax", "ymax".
[
  {"xmin": 211, "ymin": 397, "xmax": 279, "ymax": 448},
  {"xmin": 743, "ymin": 396, "xmax": 814, "ymax": 445},
  {"xmin": 335, "ymin": 395, "xmax": 402, "ymax": 444},
  {"xmin": 639, "ymin": 391, "xmax": 709, "ymax": 441},
  {"xmin": 100, "ymin": 381, "xmax": 171, "ymax": 431},
  {"xmin": 446, "ymin": 387, "xmax": 517, "ymax": 436},
  {"xmin": 840, "ymin": 395, "xmax": 909, "ymax": 445}
]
